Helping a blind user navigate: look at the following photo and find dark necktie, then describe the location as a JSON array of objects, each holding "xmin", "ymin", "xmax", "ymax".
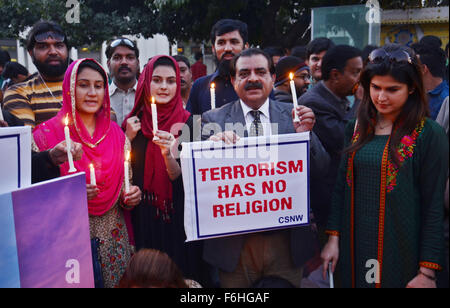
[{"xmin": 249, "ymin": 110, "xmax": 264, "ymax": 137}]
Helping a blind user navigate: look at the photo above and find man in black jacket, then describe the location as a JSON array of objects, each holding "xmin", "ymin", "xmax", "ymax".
[
  {"xmin": 274, "ymin": 56, "xmax": 310, "ymax": 104},
  {"xmin": 298, "ymin": 45, "xmax": 362, "ymax": 241}
]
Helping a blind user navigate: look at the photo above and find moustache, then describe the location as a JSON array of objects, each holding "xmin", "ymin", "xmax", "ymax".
[
  {"xmin": 244, "ymin": 82, "xmax": 263, "ymax": 91},
  {"xmin": 45, "ymin": 57, "xmax": 63, "ymax": 64},
  {"xmin": 118, "ymin": 66, "xmax": 131, "ymax": 73},
  {"xmin": 220, "ymin": 52, "xmax": 235, "ymax": 61}
]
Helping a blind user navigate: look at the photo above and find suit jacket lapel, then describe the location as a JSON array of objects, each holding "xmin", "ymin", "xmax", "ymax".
[
  {"xmin": 269, "ymin": 99, "xmax": 293, "ymax": 134},
  {"xmin": 227, "ymin": 100, "xmax": 248, "ymax": 137}
]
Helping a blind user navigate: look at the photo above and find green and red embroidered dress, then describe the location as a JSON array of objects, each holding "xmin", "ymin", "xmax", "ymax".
[{"xmin": 327, "ymin": 118, "xmax": 448, "ymax": 288}]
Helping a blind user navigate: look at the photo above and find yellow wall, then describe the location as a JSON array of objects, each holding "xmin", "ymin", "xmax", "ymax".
[{"xmin": 381, "ymin": 23, "xmax": 449, "ymax": 47}]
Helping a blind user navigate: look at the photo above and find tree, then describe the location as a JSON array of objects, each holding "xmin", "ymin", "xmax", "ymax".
[
  {"xmin": 154, "ymin": 0, "xmax": 449, "ymax": 48},
  {"xmin": 0, "ymin": 0, "xmax": 447, "ymax": 49},
  {"xmin": 0, "ymin": 0, "xmax": 159, "ymax": 48}
]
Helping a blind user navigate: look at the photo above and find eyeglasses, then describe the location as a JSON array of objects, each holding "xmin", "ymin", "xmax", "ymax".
[
  {"xmin": 34, "ymin": 31, "xmax": 65, "ymax": 43},
  {"xmin": 109, "ymin": 38, "xmax": 135, "ymax": 49},
  {"xmin": 295, "ymin": 73, "xmax": 311, "ymax": 81},
  {"xmin": 368, "ymin": 48, "xmax": 412, "ymax": 64}
]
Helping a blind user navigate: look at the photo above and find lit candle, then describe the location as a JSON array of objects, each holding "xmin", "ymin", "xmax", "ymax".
[
  {"xmin": 124, "ymin": 151, "xmax": 130, "ymax": 193},
  {"xmin": 151, "ymin": 97, "xmax": 159, "ymax": 139},
  {"xmin": 64, "ymin": 114, "xmax": 77, "ymax": 173},
  {"xmin": 289, "ymin": 73, "xmax": 300, "ymax": 123},
  {"xmin": 210, "ymin": 83, "xmax": 216, "ymax": 110},
  {"xmin": 89, "ymin": 163, "xmax": 96, "ymax": 186}
]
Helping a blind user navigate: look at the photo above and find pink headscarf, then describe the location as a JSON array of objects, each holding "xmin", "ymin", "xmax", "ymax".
[{"xmin": 33, "ymin": 58, "xmax": 126, "ymax": 216}]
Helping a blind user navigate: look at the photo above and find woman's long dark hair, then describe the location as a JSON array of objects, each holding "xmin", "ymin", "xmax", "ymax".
[{"xmin": 346, "ymin": 44, "xmax": 429, "ymax": 167}]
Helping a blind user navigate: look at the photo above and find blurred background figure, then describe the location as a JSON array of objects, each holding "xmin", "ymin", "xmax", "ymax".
[
  {"xmin": 173, "ymin": 55, "xmax": 193, "ymax": 107},
  {"xmin": 264, "ymin": 46, "xmax": 286, "ymax": 67},
  {"xmin": 1, "ymin": 62, "xmax": 33, "ymax": 91},
  {"xmin": 191, "ymin": 51, "xmax": 207, "ymax": 82},
  {"xmin": 118, "ymin": 249, "xmax": 201, "ymax": 288}
]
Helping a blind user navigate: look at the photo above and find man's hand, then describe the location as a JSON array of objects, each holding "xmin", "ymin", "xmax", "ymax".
[
  {"xmin": 125, "ymin": 116, "xmax": 141, "ymax": 142},
  {"xmin": 209, "ymin": 131, "xmax": 240, "ymax": 144},
  {"xmin": 292, "ymin": 106, "xmax": 316, "ymax": 133},
  {"xmin": 0, "ymin": 120, "xmax": 8, "ymax": 127},
  {"xmin": 49, "ymin": 140, "xmax": 83, "ymax": 166}
]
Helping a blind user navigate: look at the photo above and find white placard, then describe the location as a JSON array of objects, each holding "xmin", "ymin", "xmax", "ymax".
[
  {"xmin": 181, "ymin": 132, "xmax": 310, "ymax": 242},
  {"xmin": 0, "ymin": 127, "xmax": 32, "ymax": 194}
]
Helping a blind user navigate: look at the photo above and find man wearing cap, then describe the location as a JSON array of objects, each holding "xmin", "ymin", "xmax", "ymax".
[
  {"xmin": 3, "ymin": 21, "xmax": 69, "ymax": 128},
  {"xmin": 106, "ymin": 37, "xmax": 140, "ymax": 130},
  {"xmin": 274, "ymin": 56, "xmax": 310, "ymax": 104}
]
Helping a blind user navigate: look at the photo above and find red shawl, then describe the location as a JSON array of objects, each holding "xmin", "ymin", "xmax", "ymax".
[{"xmin": 123, "ymin": 55, "xmax": 190, "ymax": 219}]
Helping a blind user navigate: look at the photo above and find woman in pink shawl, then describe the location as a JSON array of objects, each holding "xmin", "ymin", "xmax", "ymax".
[{"xmin": 33, "ymin": 58, "xmax": 141, "ymax": 288}]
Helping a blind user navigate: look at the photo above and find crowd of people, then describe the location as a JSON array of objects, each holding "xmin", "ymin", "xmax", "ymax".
[{"xmin": 0, "ymin": 18, "xmax": 449, "ymax": 289}]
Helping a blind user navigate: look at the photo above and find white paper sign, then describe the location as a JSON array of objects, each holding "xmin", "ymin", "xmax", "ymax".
[
  {"xmin": 0, "ymin": 127, "xmax": 32, "ymax": 194},
  {"xmin": 181, "ymin": 133, "xmax": 310, "ymax": 242}
]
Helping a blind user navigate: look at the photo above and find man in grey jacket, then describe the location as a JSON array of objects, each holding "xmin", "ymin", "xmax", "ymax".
[{"xmin": 201, "ymin": 48, "xmax": 329, "ymax": 288}]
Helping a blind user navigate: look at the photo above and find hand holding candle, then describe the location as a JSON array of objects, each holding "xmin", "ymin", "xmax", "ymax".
[
  {"xmin": 89, "ymin": 163, "xmax": 96, "ymax": 186},
  {"xmin": 289, "ymin": 73, "xmax": 300, "ymax": 123},
  {"xmin": 64, "ymin": 114, "xmax": 77, "ymax": 173},
  {"xmin": 151, "ymin": 96, "xmax": 159, "ymax": 140},
  {"xmin": 124, "ymin": 151, "xmax": 130, "ymax": 194},
  {"xmin": 210, "ymin": 82, "xmax": 216, "ymax": 110}
]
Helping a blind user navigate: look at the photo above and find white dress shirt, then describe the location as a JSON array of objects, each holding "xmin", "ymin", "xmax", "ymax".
[
  {"xmin": 239, "ymin": 99, "xmax": 272, "ymax": 136},
  {"xmin": 109, "ymin": 81, "xmax": 137, "ymax": 125}
]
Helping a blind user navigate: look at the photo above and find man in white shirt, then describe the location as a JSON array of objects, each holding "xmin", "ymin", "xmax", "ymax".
[{"xmin": 105, "ymin": 37, "xmax": 140, "ymax": 127}]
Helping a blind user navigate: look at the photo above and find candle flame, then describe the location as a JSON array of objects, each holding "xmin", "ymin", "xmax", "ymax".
[
  {"xmin": 126, "ymin": 151, "xmax": 131, "ymax": 161},
  {"xmin": 289, "ymin": 73, "xmax": 294, "ymax": 81},
  {"xmin": 90, "ymin": 163, "xmax": 94, "ymax": 169},
  {"xmin": 64, "ymin": 114, "xmax": 69, "ymax": 126},
  {"xmin": 151, "ymin": 96, "xmax": 155, "ymax": 104},
  {"xmin": 211, "ymin": 83, "xmax": 215, "ymax": 89}
]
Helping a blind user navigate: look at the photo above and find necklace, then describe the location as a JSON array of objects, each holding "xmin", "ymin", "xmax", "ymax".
[
  {"xmin": 38, "ymin": 73, "xmax": 62, "ymax": 107},
  {"xmin": 376, "ymin": 114, "xmax": 394, "ymax": 130},
  {"xmin": 377, "ymin": 121, "xmax": 392, "ymax": 129}
]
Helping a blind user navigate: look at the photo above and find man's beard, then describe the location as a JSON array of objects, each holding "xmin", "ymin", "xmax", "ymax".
[
  {"xmin": 296, "ymin": 85, "xmax": 308, "ymax": 97},
  {"xmin": 114, "ymin": 66, "xmax": 136, "ymax": 85},
  {"xmin": 214, "ymin": 52, "xmax": 235, "ymax": 79},
  {"xmin": 32, "ymin": 56, "xmax": 68, "ymax": 78}
]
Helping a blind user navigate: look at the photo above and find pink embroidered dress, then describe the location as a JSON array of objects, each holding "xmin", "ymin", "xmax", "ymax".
[{"xmin": 33, "ymin": 59, "xmax": 133, "ymax": 288}]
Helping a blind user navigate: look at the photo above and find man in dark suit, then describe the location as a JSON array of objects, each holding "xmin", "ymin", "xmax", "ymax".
[
  {"xmin": 201, "ymin": 48, "xmax": 329, "ymax": 288},
  {"xmin": 298, "ymin": 45, "xmax": 362, "ymax": 244}
]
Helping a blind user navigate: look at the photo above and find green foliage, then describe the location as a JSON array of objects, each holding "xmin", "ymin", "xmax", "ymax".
[
  {"xmin": 0, "ymin": 0, "xmax": 448, "ymax": 49},
  {"xmin": 0, "ymin": 0, "xmax": 158, "ymax": 48}
]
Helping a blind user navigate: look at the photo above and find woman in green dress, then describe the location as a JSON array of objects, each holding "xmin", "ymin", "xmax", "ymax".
[{"xmin": 321, "ymin": 44, "xmax": 448, "ymax": 288}]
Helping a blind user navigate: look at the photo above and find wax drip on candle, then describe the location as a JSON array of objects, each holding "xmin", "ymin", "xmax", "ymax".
[
  {"xmin": 64, "ymin": 114, "xmax": 77, "ymax": 172},
  {"xmin": 210, "ymin": 83, "xmax": 216, "ymax": 110},
  {"xmin": 289, "ymin": 73, "xmax": 300, "ymax": 122},
  {"xmin": 124, "ymin": 151, "xmax": 130, "ymax": 193}
]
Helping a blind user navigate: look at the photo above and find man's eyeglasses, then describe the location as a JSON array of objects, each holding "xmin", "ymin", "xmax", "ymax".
[
  {"xmin": 295, "ymin": 73, "xmax": 311, "ymax": 81},
  {"xmin": 368, "ymin": 48, "xmax": 412, "ymax": 65},
  {"xmin": 34, "ymin": 31, "xmax": 65, "ymax": 43},
  {"xmin": 109, "ymin": 38, "xmax": 135, "ymax": 49}
]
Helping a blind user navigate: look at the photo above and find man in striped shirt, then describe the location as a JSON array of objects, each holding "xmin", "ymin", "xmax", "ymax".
[{"xmin": 3, "ymin": 21, "xmax": 69, "ymax": 128}]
